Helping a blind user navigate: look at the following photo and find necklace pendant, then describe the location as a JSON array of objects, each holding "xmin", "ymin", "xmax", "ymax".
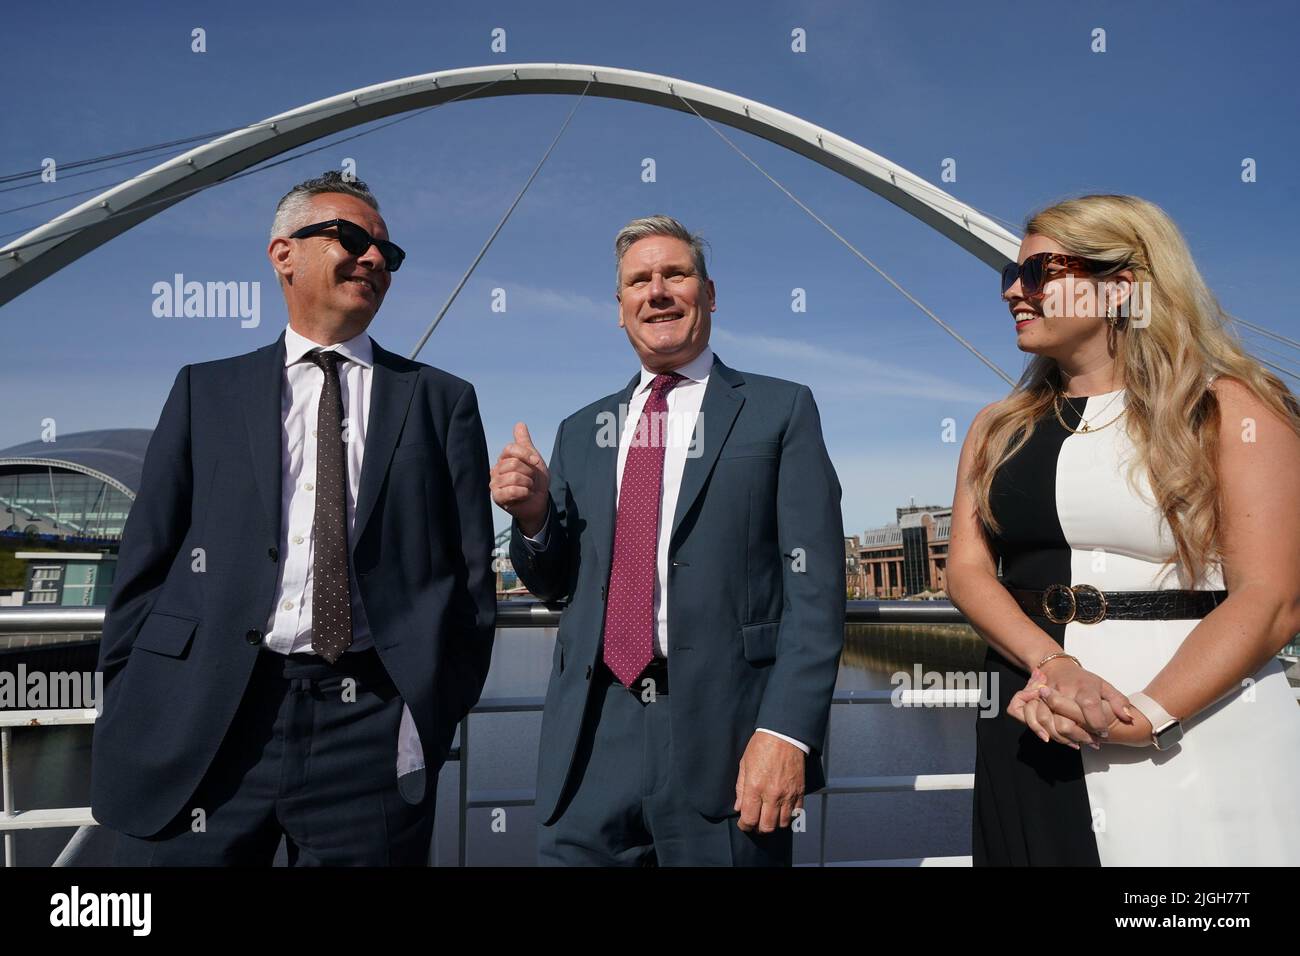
[{"xmin": 1080, "ymin": 422, "xmax": 1091, "ymax": 432}]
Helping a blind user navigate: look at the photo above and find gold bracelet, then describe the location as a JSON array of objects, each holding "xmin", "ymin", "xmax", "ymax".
[{"xmin": 1036, "ymin": 652, "xmax": 1081, "ymax": 670}]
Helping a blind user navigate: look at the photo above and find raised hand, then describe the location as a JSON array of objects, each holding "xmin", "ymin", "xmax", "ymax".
[{"xmin": 489, "ymin": 422, "xmax": 550, "ymax": 537}]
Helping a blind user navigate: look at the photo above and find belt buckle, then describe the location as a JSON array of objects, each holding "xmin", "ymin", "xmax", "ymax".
[
  {"xmin": 1071, "ymin": 584, "xmax": 1107, "ymax": 624},
  {"xmin": 1042, "ymin": 583, "xmax": 1076, "ymax": 624}
]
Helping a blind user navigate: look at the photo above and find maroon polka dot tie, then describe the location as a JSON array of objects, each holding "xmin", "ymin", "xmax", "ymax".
[
  {"xmin": 602, "ymin": 371, "xmax": 683, "ymax": 686},
  {"xmin": 307, "ymin": 349, "xmax": 352, "ymax": 663}
]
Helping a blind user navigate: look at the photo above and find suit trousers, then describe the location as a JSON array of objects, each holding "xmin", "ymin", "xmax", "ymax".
[
  {"xmin": 112, "ymin": 648, "xmax": 434, "ymax": 866},
  {"xmin": 538, "ymin": 661, "xmax": 793, "ymax": 866}
]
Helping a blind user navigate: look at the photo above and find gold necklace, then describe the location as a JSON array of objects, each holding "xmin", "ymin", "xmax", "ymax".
[{"xmin": 1052, "ymin": 389, "xmax": 1126, "ymax": 434}]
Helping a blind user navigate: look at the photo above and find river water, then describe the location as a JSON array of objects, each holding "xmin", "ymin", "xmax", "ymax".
[{"xmin": 5, "ymin": 623, "xmax": 987, "ymax": 866}]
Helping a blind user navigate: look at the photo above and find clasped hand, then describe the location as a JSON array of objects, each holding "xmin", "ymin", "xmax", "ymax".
[{"xmin": 1007, "ymin": 660, "xmax": 1152, "ymax": 748}]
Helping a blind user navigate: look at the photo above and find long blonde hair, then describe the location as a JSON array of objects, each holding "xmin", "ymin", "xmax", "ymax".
[{"xmin": 968, "ymin": 194, "xmax": 1300, "ymax": 585}]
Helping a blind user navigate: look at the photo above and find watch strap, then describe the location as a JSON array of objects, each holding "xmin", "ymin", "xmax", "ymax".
[{"xmin": 1128, "ymin": 691, "xmax": 1179, "ymax": 747}]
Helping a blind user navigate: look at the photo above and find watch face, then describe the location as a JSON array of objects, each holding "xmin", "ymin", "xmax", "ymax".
[{"xmin": 1154, "ymin": 721, "xmax": 1183, "ymax": 750}]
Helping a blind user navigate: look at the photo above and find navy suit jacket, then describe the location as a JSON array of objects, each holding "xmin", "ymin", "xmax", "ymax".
[
  {"xmin": 511, "ymin": 355, "xmax": 845, "ymax": 825},
  {"xmin": 91, "ymin": 330, "xmax": 496, "ymax": 837}
]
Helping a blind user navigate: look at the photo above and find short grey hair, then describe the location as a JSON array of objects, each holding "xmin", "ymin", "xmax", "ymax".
[
  {"xmin": 270, "ymin": 171, "xmax": 381, "ymax": 240},
  {"xmin": 613, "ymin": 215, "xmax": 709, "ymax": 295}
]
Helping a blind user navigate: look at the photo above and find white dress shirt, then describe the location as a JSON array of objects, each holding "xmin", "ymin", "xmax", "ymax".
[
  {"xmin": 526, "ymin": 346, "xmax": 809, "ymax": 754},
  {"xmin": 266, "ymin": 324, "xmax": 423, "ymax": 776}
]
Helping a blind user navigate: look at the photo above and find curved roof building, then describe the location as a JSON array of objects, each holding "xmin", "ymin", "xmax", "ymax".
[{"xmin": 0, "ymin": 429, "xmax": 151, "ymax": 543}]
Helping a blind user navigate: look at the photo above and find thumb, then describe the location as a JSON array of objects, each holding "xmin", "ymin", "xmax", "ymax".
[
  {"xmin": 513, "ymin": 421, "xmax": 535, "ymax": 449},
  {"xmin": 1101, "ymin": 680, "xmax": 1135, "ymax": 723}
]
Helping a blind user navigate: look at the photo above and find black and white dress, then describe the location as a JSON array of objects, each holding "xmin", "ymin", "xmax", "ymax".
[{"xmin": 974, "ymin": 387, "xmax": 1300, "ymax": 866}]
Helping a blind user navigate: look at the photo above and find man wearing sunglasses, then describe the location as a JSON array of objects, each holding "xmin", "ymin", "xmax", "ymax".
[{"xmin": 92, "ymin": 171, "xmax": 496, "ymax": 865}]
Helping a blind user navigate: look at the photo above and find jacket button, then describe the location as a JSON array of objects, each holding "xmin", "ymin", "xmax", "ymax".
[
  {"xmin": 245, "ymin": 629, "xmax": 263, "ymax": 645},
  {"xmin": 268, "ymin": 547, "xmax": 279, "ymax": 562}
]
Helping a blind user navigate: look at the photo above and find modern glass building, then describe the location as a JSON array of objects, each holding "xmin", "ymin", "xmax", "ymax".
[{"xmin": 0, "ymin": 429, "xmax": 150, "ymax": 545}]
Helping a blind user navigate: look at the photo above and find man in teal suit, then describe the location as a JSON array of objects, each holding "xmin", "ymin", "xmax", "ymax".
[{"xmin": 490, "ymin": 215, "xmax": 845, "ymax": 865}]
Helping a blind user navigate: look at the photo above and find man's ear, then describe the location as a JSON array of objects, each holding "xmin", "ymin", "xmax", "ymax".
[
  {"xmin": 268, "ymin": 237, "xmax": 294, "ymax": 284},
  {"xmin": 616, "ymin": 292, "xmax": 625, "ymax": 328},
  {"xmin": 705, "ymin": 278, "xmax": 717, "ymax": 311}
]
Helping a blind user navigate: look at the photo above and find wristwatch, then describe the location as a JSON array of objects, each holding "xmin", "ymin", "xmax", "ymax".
[{"xmin": 1127, "ymin": 691, "xmax": 1183, "ymax": 751}]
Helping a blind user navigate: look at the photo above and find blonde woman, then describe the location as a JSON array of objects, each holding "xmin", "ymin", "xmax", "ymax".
[{"xmin": 948, "ymin": 194, "xmax": 1300, "ymax": 866}]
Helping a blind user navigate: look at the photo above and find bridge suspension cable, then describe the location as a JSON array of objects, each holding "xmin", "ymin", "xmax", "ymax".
[
  {"xmin": 1235, "ymin": 316, "xmax": 1300, "ymax": 353},
  {"xmin": 672, "ymin": 91, "xmax": 1016, "ymax": 387},
  {"xmin": 1227, "ymin": 313, "xmax": 1300, "ymax": 383},
  {"xmin": 409, "ymin": 80, "xmax": 592, "ymax": 360},
  {"xmin": 1245, "ymin": 351, "xmax": 1300, "ymax": 383},
  {"xmin": 0, "ymin": 132, "xmax": 247, "ymax": 189},
  {"xmin": 1255, "ymin": 359, "xmax": 1300, "ymax": 383},
  {"xmin": 0, "ymin": 80, "xmax": 528, "ymax": 189},
  {"xmin": 0, "ymin": 149, "xmax": 206, "ymax": 207},
  {"xmin": 0, "ymin": 75, "xmax": 510, "ymax": 249}
]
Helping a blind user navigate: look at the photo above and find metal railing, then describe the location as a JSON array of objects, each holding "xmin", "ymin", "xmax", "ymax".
[
  {"xmin": 476, "ymin": 595, "xmax": 977, "ymax": 866},
  {"xmin": 0, "ymin": 707, "xmax": 98, "ymax": 867},
  {"xmin": 3, "ymin": 601, "xmax": 1297, "ymax": 867}
]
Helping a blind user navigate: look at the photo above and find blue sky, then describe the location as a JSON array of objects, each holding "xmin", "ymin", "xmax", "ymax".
[{"xmin": 2, "ymin": 0, "xmax": 1297, "ymax": 536}]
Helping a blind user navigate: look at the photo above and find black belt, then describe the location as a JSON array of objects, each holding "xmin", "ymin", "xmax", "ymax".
[
  {"xmin": 1007, "ymin": 584, "xmax": 1227, "ymax": 625},
  {"xmin": 600, "ymin": 656, "xmax": 670, "ymax": 695},
  {"xmin": 256, "ymin": 646, "xmax": 393, "ymax": 688}
]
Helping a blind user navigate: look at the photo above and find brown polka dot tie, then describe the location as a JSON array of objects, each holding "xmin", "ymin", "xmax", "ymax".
[
  {"xmin": 601, "ymin": 371, "xmax": 683, "ymax": 686},
  {"xmin": 307, "ymin": 349, "xmax": 352, "ymax": 663}
]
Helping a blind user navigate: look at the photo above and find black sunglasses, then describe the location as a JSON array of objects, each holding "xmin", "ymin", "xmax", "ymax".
[
  {"xmin": 1001, "ymin": 252, "xmax": 1110, "ymax": 298},
  {"xmin": 289, "ymin": 218, "xmax": 406, "ymax": 272}
]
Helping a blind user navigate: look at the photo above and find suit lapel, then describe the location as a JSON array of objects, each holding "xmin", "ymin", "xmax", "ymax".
[
  {"xmin": 241, "ymin": 331, "xmax": 287, "ymax": 536},
  {"xmin": 588, "ymin": 371, "xmax": 642, "ymax": 570},
  {"xmin": 591, "ymin": 357, "xmax": 745, "ymax": 560},
  {"xmin": 670, "ymin": 356, "xmax": 744, "ymax": 545},
  {"xmin": 352, "ymin": 340, "xmax": 417, "ymax": 551}
]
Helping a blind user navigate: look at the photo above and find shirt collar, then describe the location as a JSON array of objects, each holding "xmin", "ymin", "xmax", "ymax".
[
  {"xmin": 636, "ymin": 345, "xmax": 714, "ymax": 395},
  {"xmin": 283, "ymin": 324, "xmax": 374, "ymax": 369}
]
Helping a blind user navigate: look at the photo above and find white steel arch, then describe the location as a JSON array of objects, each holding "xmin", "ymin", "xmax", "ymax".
[{"xmin": 0, "ymin": 63, "xmax": 1021, "ymax": 307}]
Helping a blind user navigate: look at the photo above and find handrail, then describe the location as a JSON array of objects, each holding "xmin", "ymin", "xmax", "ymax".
[
  {"xmin": 0, "ymin": 598, "xmax": 969, "ymax": 634},
  {"xmin": 3, "ymin": 601, "xmax": 1296, "ymax": 866}
]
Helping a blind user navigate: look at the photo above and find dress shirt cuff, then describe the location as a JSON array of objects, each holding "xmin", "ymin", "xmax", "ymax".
[
  {"xmin": 756, "ymin": 727, "xmax": 811, "ymax": 754},
  {"xmin": 520, "ymin": 514, "xmax": 549, "ymax": 550}
]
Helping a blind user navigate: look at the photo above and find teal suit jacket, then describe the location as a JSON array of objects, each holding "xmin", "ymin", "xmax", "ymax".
[{"xmin": 511, "ymin": 355, "xmax": 845, "ymax": 824}]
